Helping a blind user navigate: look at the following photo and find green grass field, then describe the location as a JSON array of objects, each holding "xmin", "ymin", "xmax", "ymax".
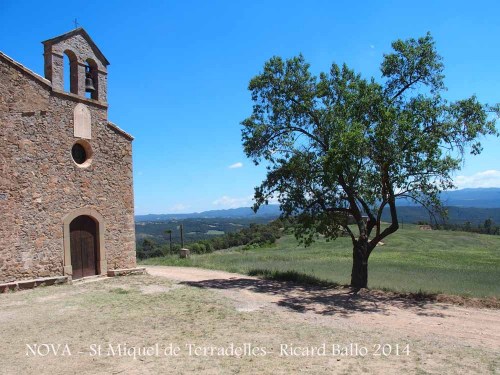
[{"xmin": 141, "ymin": 225, "xmax": 500, "ymax": 298}]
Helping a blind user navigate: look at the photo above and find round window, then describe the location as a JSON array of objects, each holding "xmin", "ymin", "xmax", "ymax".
[
  {"xmin": 72, "ymin": 143, "xmax": 87, "ymax": 164},
  {"xmin": 71, "ymin": 141, "xmax": 92, "ymax": 167}
]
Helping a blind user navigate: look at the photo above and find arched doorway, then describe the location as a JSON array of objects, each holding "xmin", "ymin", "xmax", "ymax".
[
  {"xmin": 69, "ymin": 215, "xmax": 98, "ymax": 279},
  {"xmin": 63, "ymin": 208, "xmax": 107, "ymax": 279}
]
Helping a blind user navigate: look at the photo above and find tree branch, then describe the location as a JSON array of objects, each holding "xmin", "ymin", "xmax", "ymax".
[
  {"xmin": 356, "ymin": 195, "xmax": 376, "ymax": 236},
  {"xmin": 368, "ymin": 173, "xmax": 399, "ymax": 255},
  {"xmin": 287, "ymin": 126, "xmax": 328, "ymax": 151},
  {"xmin": 390, "ymin": 74, "xmax": 423, "ymax": 102}
]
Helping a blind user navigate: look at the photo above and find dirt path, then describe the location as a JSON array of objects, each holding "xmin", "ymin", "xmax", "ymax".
[
  {"xmin": 146, "ymin": 266, "xmax": 500, "ymax": 350},
  {"xmin": 2, "ymin": 269, "xmax": 498, "ymax": 374}
]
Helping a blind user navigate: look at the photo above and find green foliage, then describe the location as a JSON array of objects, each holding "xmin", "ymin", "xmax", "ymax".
[
  {"xmin": 136, "ymin": 238, "xmax": 163, "ymax": 260},
  {"xmin": 187, "ymin": 219, "xmax": 286, "ymax": 254},
  {"xmin": 435, "ymin": 218, "xmax": 500, "ymax": 235},
  {"xmin": 241, "ymin": 33, "xmax": 498, "ymax": 286},
  {"xmin": 142, "ymin": 228, "xmax": 500, "ymax": 298},
  {"xmin": 136, "ymin": 219, "xmax": 287, "ymax": 258},
  {"xmin": 135, "ymin": 217, "xmax": 273, "ymax": 246}
]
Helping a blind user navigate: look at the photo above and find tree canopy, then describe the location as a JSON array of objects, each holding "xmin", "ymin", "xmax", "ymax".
[{"xmin": 241, "ymin": 33, "xmax": 498, "ymax": 288}]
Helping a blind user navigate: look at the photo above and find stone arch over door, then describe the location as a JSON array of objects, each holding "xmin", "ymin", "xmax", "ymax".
[{"xmin": 63, "ymin": 208, "xmax": 106, "ymax": 278}]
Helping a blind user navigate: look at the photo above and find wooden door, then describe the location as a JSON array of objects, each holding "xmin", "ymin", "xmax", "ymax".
[{"xmin": 70, "ymin": 215, "xmax": 98, "ymax": 279}]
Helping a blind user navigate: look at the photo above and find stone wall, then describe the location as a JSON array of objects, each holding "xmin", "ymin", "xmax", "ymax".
[
  {"xmin": 44, "ymin": 31, "xmax": 108, "ymax": 102},
  {"xmin": 0, "ymin": 54, "xmax": 136, "ymax": 283}
]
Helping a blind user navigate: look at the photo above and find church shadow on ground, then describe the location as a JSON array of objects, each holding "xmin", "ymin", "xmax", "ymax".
[{"xmin": 180, "ymin": 271, "xmax": 449, "ymax": 318}]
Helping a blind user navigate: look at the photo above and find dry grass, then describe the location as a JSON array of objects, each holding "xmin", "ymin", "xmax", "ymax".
[
  {"xmin": 0, "ymin": 274, "xmax": 498, "ymax": 374},
  {"xmin": 143, "ymin": 226, "xmax": 500, "ymax": 298}
]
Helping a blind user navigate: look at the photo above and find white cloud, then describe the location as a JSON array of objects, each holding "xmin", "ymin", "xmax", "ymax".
[
  {"xmin": 228, "ymin": 162, "xmax": 243, "ymax": 169},
  {"xmin": 454, "ymin": 170, "xmax": 500, "ymax": 189},
  {"xmin": 169, "ymin": 203, "xmax": 190, "ymax": 212},
  {"xmin": 212, "ymin": 195, "xmax": 253, "ymax": 208}
]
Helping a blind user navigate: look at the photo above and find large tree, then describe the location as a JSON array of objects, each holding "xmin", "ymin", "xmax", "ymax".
[{"xmin": 241, "ymin": 33, "xmax": 498, "ymax": 288}]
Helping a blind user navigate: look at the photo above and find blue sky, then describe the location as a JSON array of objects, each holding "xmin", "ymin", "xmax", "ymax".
[{"xmin": 1, "ymin": 0, "xmax": 499, "ymax": 214}]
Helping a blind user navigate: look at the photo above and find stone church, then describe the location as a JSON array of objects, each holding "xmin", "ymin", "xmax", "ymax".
[{"xmin": 0, "ymin": 28, "xmax": 136, "ymax": 283}]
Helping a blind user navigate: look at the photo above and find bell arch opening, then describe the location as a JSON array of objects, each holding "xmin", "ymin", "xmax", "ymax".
[
  {"xmin": 63, "ymin": 50, "xmax": 78, "ymax": 94},
  {"xmin": 85, "ymin": 58, "xmax": 99, "ymax": 100}
]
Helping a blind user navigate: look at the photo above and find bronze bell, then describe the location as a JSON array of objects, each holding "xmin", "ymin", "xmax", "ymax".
[{"xmin": 85, "ymin": 72, "xmax": 96, "ymax": 93}]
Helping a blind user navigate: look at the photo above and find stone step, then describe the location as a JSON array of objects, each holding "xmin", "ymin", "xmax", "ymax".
[
  {"xmin": 0, "ymin": 276, "xmax": 69, "ymax": 293},
  {"xmin": 107, "ymin": 267, "xmax": 147, "ymax": 277}
]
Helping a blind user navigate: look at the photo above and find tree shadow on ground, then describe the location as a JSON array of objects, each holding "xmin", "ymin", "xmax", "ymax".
[{"xmin": 180, "ymin": 271, "xmax": 450, "ymax": 318}]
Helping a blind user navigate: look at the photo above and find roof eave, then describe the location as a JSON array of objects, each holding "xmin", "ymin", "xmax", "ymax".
[{"xmin": 42, "ymin": 28, "xmax": 110, "ymax": 66}]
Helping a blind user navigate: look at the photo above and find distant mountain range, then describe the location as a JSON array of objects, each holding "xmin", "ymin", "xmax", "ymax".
[
  {"xmin": 135, "ymin": 188, "xmax": 500, "ymax": 222},
  {"xmin": 398, "ymin": 188, "xmax": 500, "ymax": 208},
  {"xmin": 135, "ymin": 204, "xmax": 281, "ymax": 221}
]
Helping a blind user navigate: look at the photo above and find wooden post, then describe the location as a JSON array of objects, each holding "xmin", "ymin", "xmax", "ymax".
[
  {"xmin": 164, "ymin": 230, "xmax": 172, "ymax": 253},
  {"xmin": 180, "ymin": 224, "xmax": 184, "ymax": 249},
  {"xmin": 179, "ymin": 224, "xmax": 190, "ymax": 258}
]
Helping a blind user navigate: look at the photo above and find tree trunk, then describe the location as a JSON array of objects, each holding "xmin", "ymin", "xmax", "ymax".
[{"xmin": 350, "ymin": 239, "xmax": 368, "ymax": 289}]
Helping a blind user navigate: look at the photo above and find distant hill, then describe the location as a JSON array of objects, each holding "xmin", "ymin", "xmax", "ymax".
[
  {"xmin": 135, "ymin": 204, "xmax": 281, "ymax": 222},
  {"xmin": 397, "ymin": 188, "xmax": 500, "ymax": 208},
  {"xmin": 136, "ymin": 188, "xmax": 500, "ymax": 224},
  {"xmin": 442, "ymin": 188, "xmax": 500, "ymax": 207},
  {"xmin": 382, "ymin": 206, "xmax": 500, "ymax": 226}
]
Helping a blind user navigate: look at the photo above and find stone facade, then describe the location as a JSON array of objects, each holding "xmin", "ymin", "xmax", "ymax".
[{"xmin": 0, "ymin": 28, "xmax": 136, "ymax": 283}]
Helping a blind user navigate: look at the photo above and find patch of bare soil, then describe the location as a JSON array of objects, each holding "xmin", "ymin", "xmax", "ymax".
[
  {"xmin": 147, "ymin": 266, "xmax": 500, "ymax": 350},
  {"xmin": 0, "ymin": 269, "xmax": 498, "ymax": 374},
  {"xmin": 426, "ymin": 293, "xmax": 499, "ymax": 309}
]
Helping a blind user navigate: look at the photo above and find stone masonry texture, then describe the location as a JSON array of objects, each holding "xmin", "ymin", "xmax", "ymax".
[{"xmin": 0, "ymin": 30, "xmax": 136, "ymax": 283}]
